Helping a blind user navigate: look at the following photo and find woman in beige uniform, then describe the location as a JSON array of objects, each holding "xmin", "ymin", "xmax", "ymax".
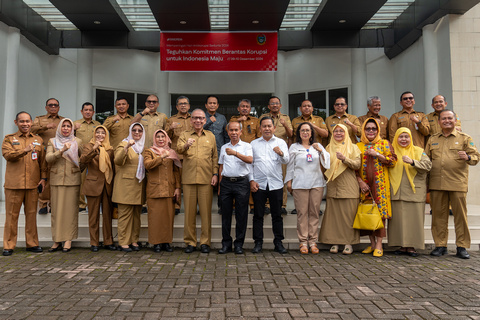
[
  {"xmin": 144, "ymin": 129, "xmax": 181, "ymax": 252},
  {"xmin": 112, "ymin": 122, "xmax": 146, "ymax": 252},
  {"xmin": 80, "ymin": 125, "xmax": 116, "ymax": 252},
  {"xmin": 319, "ymin": 124, "xmax": 361, "ymax": 254},
  {"xmin": 46, "ymin": 118, "xmax": 82, "ymax": 253}
]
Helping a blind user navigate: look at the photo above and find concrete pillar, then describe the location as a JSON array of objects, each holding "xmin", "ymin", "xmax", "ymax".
[
  {"xmin": 423, "ymin": 24, "xmax": 438, "ymax": 112},
  {"xmin": 351, "ymin": 48, "xmax": 367, "ymax": 116},
  {"xmin": 157, "ymin": 67, "xmax": 170, "ymax": 116},
  {"xmin": 274, "ymin": 52, "xmax": 288, "ymax": 115},
  {"xmin": 76, "ymin": 49, "xmax": 93, "ymax": 118}
]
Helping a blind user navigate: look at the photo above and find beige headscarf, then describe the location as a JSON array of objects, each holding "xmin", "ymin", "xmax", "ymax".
[
  {"xmin": 89, "ymin": 125, "xmax": 113, "ymax": 184},
  {"xmin": 390, "ymin": 127, "xmax": 424, "ymax": 194},
  {"xmin": 324, "ymin": 124, "xmax": 361, "ymax": 182},
  {"xmin": 150, "ymin": 129, "xmax": 182, "ymax": 168},
  {"xmin": 51, "ymin": 118, "xmax": 79, "ymax": 167}
]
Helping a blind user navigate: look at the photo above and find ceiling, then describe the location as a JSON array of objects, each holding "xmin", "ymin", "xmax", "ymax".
[{"xmin": 0, "ymin": 0, "xmax": 479, "ymax": 59}]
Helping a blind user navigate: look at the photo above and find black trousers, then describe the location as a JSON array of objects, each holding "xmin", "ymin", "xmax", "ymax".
[
  {"xmin": 219, "ymin": 178, "xmax": 250, "ymax": 248},
  {"xmin": 252, "ymin": 185, "xmax": 284, "ymax": 245}
]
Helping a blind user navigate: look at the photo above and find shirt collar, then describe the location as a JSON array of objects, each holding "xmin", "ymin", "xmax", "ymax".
[{"xmin": 15, "ymin": 130, "xmax": 34, "ymax": 138}]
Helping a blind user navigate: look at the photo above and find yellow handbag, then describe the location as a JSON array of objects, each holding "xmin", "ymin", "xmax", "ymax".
[{"xmin": 353, "ymin": 191, "xmax": 384, "ymax": 230}]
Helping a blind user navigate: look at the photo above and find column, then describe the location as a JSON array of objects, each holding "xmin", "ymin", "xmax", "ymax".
[
  {"xmin": 76, "ymin": 49, "xmax": 93, "ymax": 118},
  {"xmin": 423, "ymin": 24, "xmax": 438, "ymax": 111},
  {"xmin": 351, "ymin": 48, "xmax": 367, "ymax": 116}
]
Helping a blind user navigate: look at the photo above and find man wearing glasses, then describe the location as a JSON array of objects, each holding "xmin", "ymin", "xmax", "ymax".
[
  {"xmin": 388, "ymin": 91, "xmax": 430, "ymax": 148},
  {"xmin": 31, "ymin": 98, "xmax": 64, "ymax": 215},
  {"xmin": 178, "ymin": 109, "xmax": 218, "ymax": 254},
  {"xmin": 131, "ymin": 94, "xmax": 167, "ymax": 148},
  {"xmin": 325, "ymin": 97, "xmax": 361, "ymax": 144}
]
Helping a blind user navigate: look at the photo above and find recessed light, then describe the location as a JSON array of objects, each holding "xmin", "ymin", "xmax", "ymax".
[
  {"xmin": 180, "ymin": 20, "xmax": 187, "ymax": 25},
  {"xmin": 252, "ymin": 20, "xmax": 259, "ymax": 24},
  {"xmin": 93, "ymin": 20, "xmax": 101, "ymax": 25},
  {"xmin": 339, "ymin": 20, "xmax": 346, "ymax": 23}
]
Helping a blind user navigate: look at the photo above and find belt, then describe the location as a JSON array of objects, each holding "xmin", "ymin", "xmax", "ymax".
[{"xmin": 222, "ymin": 176, "xmax": 248, "ymax": 182}]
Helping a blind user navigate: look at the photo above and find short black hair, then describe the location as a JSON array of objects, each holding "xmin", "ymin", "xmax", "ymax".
[
  {"xmin": 15, "ymin": 111, "xmax": 32, "ymax": 121},
  {"xmin": 400, "ymin": 91, "xmax": 414, "ymax": 101},
  {"xmin": 295, "ymin": 122, "xmax": 315, "ymax": 145},
  {"xmin": 176, "ymin": 96, "xmax": 190, "ymax": 105},
  {"xmin": 438, "ymin": 109, "xmax": 456, "ymax": 119},
  {"xmin": 46, "ymin": 98, "xmax": 59, "ymax": 106},
  {"xmin": 115, "ymin": 97, "xmax": 129, "ymax": 103},
  {"xmin": 205, "ymin": 95, "xmax": 219, "ymax": 104},
  {"xmin": 260, "ymin": 116, "xmax": 274, "ymax": 126},
  {"xmin": 431, "ymin": 95, "xmax": 446, "ymax": 104},
  {"xmin": 81, "ymin": 102, "xmax": 94, "ymax": 111},
  {"xmin": 268, "ymin": 96, "xmax": 281, "ymax": 104}
]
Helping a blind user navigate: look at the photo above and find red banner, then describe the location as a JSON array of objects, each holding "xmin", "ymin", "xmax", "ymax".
[{"xmin": 160, "ymin": 32, "xmax": 277, "ymax": 72}]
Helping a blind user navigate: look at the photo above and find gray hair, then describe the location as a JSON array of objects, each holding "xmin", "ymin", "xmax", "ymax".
[
  {"xmin": 367, "ymin": 96, "xmax": 381, "ymax": 106},
  {"xmin": 238, "ymin": 99, "xmax": 251, "ymax": 106},
  {"xmin": 227, "ymin": 121, "xmax": 243, "ymax": 130},
  {"xmin": 176, "ymin": 95, "xmax": 190, "ymax": 105}
]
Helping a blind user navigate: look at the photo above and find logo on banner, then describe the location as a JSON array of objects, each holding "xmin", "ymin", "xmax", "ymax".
[{"xmin": 257, "ymin": 34, "xmax": 266, "ymax": 45}]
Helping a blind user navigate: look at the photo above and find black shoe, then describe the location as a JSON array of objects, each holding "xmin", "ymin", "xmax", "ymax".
[
  {"xmin": 394, "ymin": 249, "xmax": 407, "ymax": 255},
  {"xmin": 130, "ymin": 244, "xmax": 141, "ymax": 251},
  {"xmin": 274, "ymin": 243, "xmax": 288, "ymax": 254},
  {"xmin": 161, "ymin": 243, "xmax": 173, "ymax": 252},
  {"xmin": 218, "ymin": 246, "xmax": 232, "ymax": 254},
  {"xmin": 184, "ymin": 245, "xmax": 196, "ymax": 253},
  {"xmin": 218, "ymin": 208, "xmax": 222, "ymax": 215},
  {"xmin": 249, "ymin": 209, "xmax": 254, "ymax": 215},
  {"xmin": 119, "ymin": 246, "xmax": 132, "ymax": 252},
  {"xmin": 197, "ymin": 210, "xmax": 200, "ymax": 215},
  {"xmin": 26, "ymin": 246, "xmax": 43, "ymax": 253},
  {"xmin": 456, "ymin": 247, "xmax": 470, "ymax": 259},
  {"xmin": 141, "ymin": 207, "xmax": 148, "ymax": 214},
  {"xmin": 38, "ymin": 207, "xmax": 48, "ymax": 215},
  {"xmin": 79, "ymin": 207, "xmax": 87, "ymax": 213},
  {"xmin": 200, "ymin": 244, "xmax": 210, "ymax": 253},
  {"xmin": 104, "ymin": 244, "xmax": 117, "ymax": 251},
  {"xmin": 175, "ymin": 209, "xmax": 180, "ymax": 215},
  {"xmin": 407, "ymin": 251, "xmax": 419, "ymax": 257},
  {"xmin": 252, "ymin": 243, "xmax": 262, "ymax": 253},
  {"xmin": 430, "ymin": 246, "xmax": 447, "ymax": 256},
  {"xmin": 281, "ymin": 208, "xmax": 287, "ymax": 215},
  {"xmin": 62, "ymin": 247, "xmax": 71, "ymax": 253},
  {"xmin": 90, "ymin": 245, "xmax": 100, "ymax": 252},
  {"xmin": 449, "ymin": 209, "xmax": 453, "ymax": 216},
  {"xmin": 319, "ymin": 210, "xmax": 323, "ymax": 215},
  {"xmin": 264, "ymin": 207, "xmax": 270, "ymax": 215},
  {"xmin": 2, "ymin": 249, "xmax": 13, "ymax": 256},
  {"xmin": 153, "ymin": 244, "xmax": 161, "ymax": 253},
  {"xmin": 234, "ymin": 247, "xmax": 244, "ymax": 254},
  {"xmin": 291, "ymin": 209, "xmax": 297, "ymax": 214},
  {"xmin": 48, "ymin": 244, "xmax": 62, "ymax": 252}
]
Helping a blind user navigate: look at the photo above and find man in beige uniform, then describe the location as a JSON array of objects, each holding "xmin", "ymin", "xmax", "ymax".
[
  {"xmin": 260, "ymin": 96, "xmax": 293, "ymax": 215},
  {"xmin": 425, "ymin": 110, "xmax": 479, "ymax": 259},
  {"xmin": 103, "ymin": 97, "xmax": 134, "ymax": 148},
  {"xmin": 325, "ymin": 97, "xmax": 361, "ymax": 144},
  {"xmin": 166, "ymin": 96, "xmax": 193, "ymax": 214},
  {"xmin": 178, "ymin": 109, "xmax": 218, "ymax": 254},
  {"xmin": 74, "ymin": 102, "xmax": 101, "ymax": 212},
  {"xmin": 3, "ymin": 112, "xmax": 46, "ymax": 256},
  {"xmin": 131, "ymin": 94, "xmax": 167, "ymax": 148},
  {"xmin": 290, "ymin": 99, "xmax": 328, "ymax": 145},
  {"xmin": 31, "ymin": 98, "xmax": 64, "ymax": 214},
  {"xmin": 388, "ymin": 91, "xmax": 429, "ymax": 148},
  {"xmin": 230, "ymin": 99, "xmax": 260, "ymax": 144},
  {"xmin": 358, "ymin": 96, "xmax": 389, "ymax": 140},
  {"xmin": 427, "ymin": 95, "xmax": 462, "ymax": 137}
]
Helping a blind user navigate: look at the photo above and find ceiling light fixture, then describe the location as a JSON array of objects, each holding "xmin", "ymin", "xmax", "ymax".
[
  {"xmin": 252, "ymin": 20, "xmax": 259, "ymax": 24},
  {"xmin": 93, "ymin": 20, "xmax": 101, "ymax": 25},
  {"xmin": 180, "ymin": 20, "xmax": 187, "ymax": 25},
  {"xmin": 339, "ymin": 20, "xmax": 346, "ymax": 23}
]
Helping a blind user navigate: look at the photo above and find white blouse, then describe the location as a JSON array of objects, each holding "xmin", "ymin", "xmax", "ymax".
[{"xmin": 284, "ymin": 143, "xmax": 330, "ymax": 189}]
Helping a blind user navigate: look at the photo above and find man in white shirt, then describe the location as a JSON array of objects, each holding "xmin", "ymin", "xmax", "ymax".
[
  {"xmin": 249, "ymin": 117, "xmax": 289, "ymax": 254},
  {"xmin": 218, "ymin": 121, "xmax": 253, "ymax": 254}
]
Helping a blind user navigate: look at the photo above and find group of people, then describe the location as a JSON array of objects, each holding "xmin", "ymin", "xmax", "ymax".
[{"xmin": 2, "ymin": 92, "xmax": 479, "ymax": 259}]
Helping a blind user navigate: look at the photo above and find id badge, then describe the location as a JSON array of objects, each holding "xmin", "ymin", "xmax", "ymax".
[
  {"xmin": 306, "ymin": 153, "xmax": 313, "ymax": 162},
  {"xmin": 247, "ymin": 125, "xmax": 251, "ymax": 134},
  {"xmin": 32, "ymin": 151, "xmax": 37, "ymax": 160}
]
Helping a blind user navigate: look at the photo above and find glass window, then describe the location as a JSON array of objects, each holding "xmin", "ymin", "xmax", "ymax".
[
  {"xmin": 288, "ymin": 93, "xmax": 306, "ymax": 118},
  {"xmin": 95, "ymin": 89, "xmax": 115, "ymax": 124},
  {"xmin": 117, "ymin": 91, "xmax": 135, "ymax": 116},
  {"xmin": 328, "ymin": 88, "xmax": 349, "ymax": 116},
  {"xmin": 307, "ymin": 90, "xmax": 327, "ymax": 120}
]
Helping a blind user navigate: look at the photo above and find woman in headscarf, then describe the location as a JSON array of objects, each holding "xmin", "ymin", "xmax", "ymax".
[
  {"xmin": 319, "ymin": 124, "xmax": 361, "ymax": 255},
  {"xmin": 46, "ymin": 118, "xmax": 82, "ymax": 253},
  {"xmin": 144, "ymin": 129, "xmax": 181, "ymax": 253},
  {"xmin": 357, "ymin": 118, "xmax": 397, "ymax": 257},
  {"xmin": 388, "ymin": 128, "xmax": 431, "ymax": 256},
  {"xmin": 112, "ymin": 122, "xmax": 146, "ymax": 252},
  {"xmin": 79, "ymin": 125, "xmax": 116, "ymax": 252}
]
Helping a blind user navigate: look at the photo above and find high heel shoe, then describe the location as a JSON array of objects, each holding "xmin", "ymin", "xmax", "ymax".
[
  {"xmin": 62, "ymin": 241, "xmax": 71, "ymax": 253},
  {"xmin": 48, "ymin": 243, "xmax": 62, "ymax": 253}
]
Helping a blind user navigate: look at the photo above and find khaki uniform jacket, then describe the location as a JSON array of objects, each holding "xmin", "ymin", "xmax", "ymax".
[
  {"xmin": 425, "ymin": 129, "xmax": 479, "ymax": 193},
  {"xmin": 74, "ymin": 119, "xmax": 101, "ymax": 147},
  {"xmin": 144, "ymin": 149, "xmax": 181, "ymax": 198},
  {"xmin": 358, "ymin": 112, "xmax": 389, "ymax": 140},
  {"xmin": 112, "ymin": 140, "xmax": 146, "ymax": 205},
  {"xmin": 259, "ymin": 112, "xmax": 292, "ymax": 143},
  {"xmin": 326, "ymin": 156, "xmax": 361, "ymax": 199},
  {"xmin": 291, "ymin": 115, "xmax": 327, "ymax": 143},
  {"xmin": 178, "ymin": 130, "xmax": 219, "ymax": 185},
  {"xmin": 165, "ymin": 113, "xmax": 192, "ymax": 159},
  {"xmin": 31, "ymin": 114, "xmax": 64, "ymax": 148},
  {"xmin": 79, "ymin": 143, "xmax": 114, "ymax": 197},
  {"xmin": 2, "ymin": 131, "xmax": 47, "ymax": 189},
  {"xmin": 388, "ymin": 109, "xmax": 429, "ymax": 148},
  {"xmin": 229, "ymin": 115, "xmax": 260, "ymax": 143},
  {"xmin": 46, "ymin": 138, "xmax": 82, "ymax": 186},
  {"xmin": 139, "ymin": 112, "xmax": 168, "ymax": 148},
  {"xmin": 325, "ymin": 113, "xmax": 361, "ymax": 144},
  {"xmin": 390, "ymin": 154, "xmax": 432, "ymax": 202},
  {"xmin": 103, "ymin": 114, "xmax": 134, "ymax": 149},
  {"xmin": 426, "ymin": 111, "xmax": 462, "ymax": 136}
]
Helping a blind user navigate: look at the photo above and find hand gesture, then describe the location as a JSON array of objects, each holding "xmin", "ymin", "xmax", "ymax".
[
  {"xmin": 336, "ymin": 151, "xmax": 345, "ymax": 161},
  {"xmin": 458, "ymin": 151, "xmax": 469, "ymax": 161},
  {"xmin": 62, "ymin": 142, "xmax": 71, "ymax": 152},
  {"xmin": 225, "ymin": 148, "xmax": 235, "ymax": 156},
  {"xmin": 170, "ymin": 122, "xmax": 181, "ymax": 129},
  {"xmin": 279, "ymin": 118, "xmax": 286, "ymax": 126},
  {"xmin": 24, "ymin": 143, "xmax": 34, "ymax": 153},
  {"xmin": 46, "ymin": 122, "xmax": 56, "ymax": 129},
  {"xmin": 273, "ymin": 146, "xmax": 283, "ymax": 156},
  {"xmin": 312, "ymin": 143, "xmax": 322, "ymax": 153},
  {"xmin": 402, "ymin": 155, "xmax": 413, "ymax": 164},
  {"xmin": 359, "ymin": 180, "xmax": 370, "ymax": 193},
  {"xmin": 344, "ymin": 119, "xmax": 353, "ymax": 126},
  {"xmin": 112, "ymin": 115, "xmax": 121, "ymax": 122},
  {"xmin": 74, "ymin": 123, "xmax": 81, "ymax": 130},
  {"xmin": 143, "ymin": 107, "xmax": 151, "ymax": 115},
  {"xmin": 410, "ymin": 114, "xmax": 420, "ymax": 123},
  {"xmin": 93, "ymin": 141, "xmax": 102, "ymax": 149},
  {"xmin": 161, "ymin": 150, "xmax": 170, "ymax": 158},
  {"xmin": 210, "ymin": 116, "xmax": 216, "ymax": 123},
  {"xmin": 127, "ymin": 139, "xmax": 136, "ymax": 148},
  {"xmin": 237, "ymin": 115, "xmax": 247, "ymax": 122},
  {"xmin": 186, "ymin": 138, "xmax": 195, "ymax": 148}
]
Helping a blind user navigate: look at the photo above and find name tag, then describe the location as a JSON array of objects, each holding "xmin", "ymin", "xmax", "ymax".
[
  {"xmin": 432, "ymin": 143, "xmax": 439, "ymax": 146},
  {"xmin": 398, "ymin": 116, "xmax": 405, "ymax": 119},
  {"xmin": 33, "ymin": 142, "xmax": 41, "ymax": 146},
  {"xmin": 12, "ymin": 142, "xmax": 20, "ymax": 145}
]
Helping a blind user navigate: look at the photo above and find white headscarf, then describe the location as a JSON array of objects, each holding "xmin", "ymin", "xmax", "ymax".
[
  {"xmin": 123, "ymin": 122, "xmax": 146, "ymax": 182},
  {"xmin": 51, "ymin": 118, "xmax": 79, "ymax": 167}
]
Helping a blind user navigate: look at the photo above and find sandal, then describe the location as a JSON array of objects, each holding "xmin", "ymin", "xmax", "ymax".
[
  {"xmin": 310, "ymin": 244, "xmax": 319, "ymax": 254},
  {"xmin": 329, "ymin": 245, "xmax": 339, "ymax": 254},
  {"xmin": 300, "ymin": 244, "xmax": 309, "ymax": 255},
  {"xmin": 342, "ymin": 245, "xmax": 353, "ymax": 255},
  {"xmin": 362, "ymin": 246, "xmax": 374, "ymax": 254},
  {"xmin": 373, "ymin": 249, "xmax": 383, "ymax": 257}
]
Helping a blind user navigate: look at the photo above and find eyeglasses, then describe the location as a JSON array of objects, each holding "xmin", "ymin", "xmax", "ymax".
[
  {"xmin": 364, "ymin": 128, "xmax": 378, "ymax": 132},
  {"xmin": 192, "ymin": 116, "xmax": 206, "ymax": 120},
  {"xmin": 132, "ymin": 129, "xmax": 143, "ymax": 133},
  {"xmin": 146, "ymin": 100, "xmax": 158, "ymax": 104},
  {"xmin": 178, "ymin": 102, "xmax": 189, "ymax": 106},
  {"xmin": 334, "ymin": 103, "xmax": 346, "ymax": 106},
  {"xmin": 402, "ymin": 97, "xmax": 414, "ymax": 101},
  {"xmin": 47, "ymin": 104, "xmax": 59, "ymax": 107},
  {"xmin": 300, "ymin": 129, "xmax": 311, "ymax": 133}
]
